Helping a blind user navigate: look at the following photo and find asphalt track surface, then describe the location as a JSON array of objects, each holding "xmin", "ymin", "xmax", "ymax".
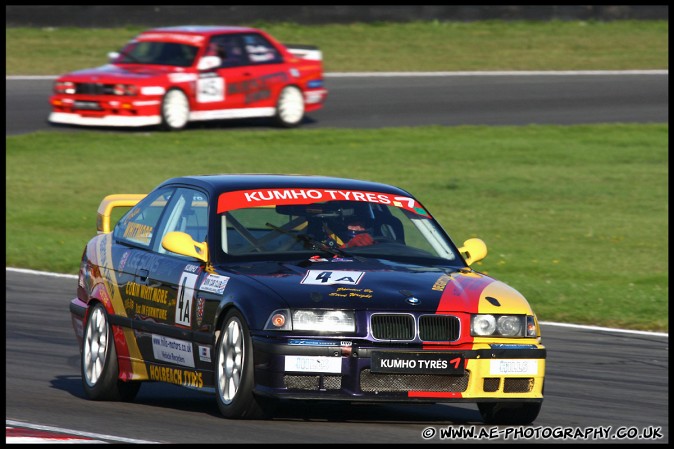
[
  {"xmin": 5, "ymin": 71, "xmax": 669, "ymax": 135},
  {"xmin": 5, "ymin": 73, "xmax": 669, "ymax": 443}
]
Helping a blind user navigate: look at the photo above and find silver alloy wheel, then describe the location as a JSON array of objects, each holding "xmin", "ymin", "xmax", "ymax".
[
  {"xmin": 162, "ymin": 89, "xmax": 190, "ymax": 130},
  {"xmin": 277, "ymin": 86, "xmax": 304, "ymax": 126},
  {"xmin": 218, "ymin": 317, "xmax": 244, "ymax": 405},
  {"xmin": 83, "ymin": 306, "xmax": 108, "ymax": 387}
]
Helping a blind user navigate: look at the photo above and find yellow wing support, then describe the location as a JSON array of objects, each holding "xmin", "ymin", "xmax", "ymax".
[{"xmin": 96, "ymin": 194, "xmax": 146, "ymax": 234}]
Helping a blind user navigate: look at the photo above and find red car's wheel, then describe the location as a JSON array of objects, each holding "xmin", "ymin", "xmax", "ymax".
[
  {"xmin": 274, "ymin": 85, "xmax": 305, "ymax": 127},
  {"xmin": 160, "ymin": 88, "xmax": 190, "ymax": 131}
]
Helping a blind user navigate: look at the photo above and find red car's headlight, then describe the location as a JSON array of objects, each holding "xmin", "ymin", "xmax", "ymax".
[
  {"xmin": 54, "ymin": 81, "xmax": 76, "ymax": 94},
  {"xmin": 113, "ymin": 84, "xmax": 139, "ymax": 96}
]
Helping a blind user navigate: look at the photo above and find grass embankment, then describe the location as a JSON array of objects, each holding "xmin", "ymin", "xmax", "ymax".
[{"xmin": 6, "ymin": 124, "xmax": 668, "ymax": 331}]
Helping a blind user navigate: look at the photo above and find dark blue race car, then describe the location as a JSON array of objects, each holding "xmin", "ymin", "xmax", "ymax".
[{"xmin": 70, "ymin": 174, "xmax": 545, "ymax": 424}]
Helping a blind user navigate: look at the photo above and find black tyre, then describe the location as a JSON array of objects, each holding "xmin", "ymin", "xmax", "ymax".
[
  {"xmin": 274, "ymin": 85, "xmax": 305, "ymax": 127},
  {"xmin": 214, "ymin": 309, "xmax": 269, "ymax": 419},
  {"xmin": 478, "ymin": 401, "xmax": 542, "ymax": 425},
  {"xmin": 160, "ymin": 88, "xmax": 190, "ymax": 131},
  {"xmin": 81, "ymin": 303, "xmax": 141, "ymax": 401}
]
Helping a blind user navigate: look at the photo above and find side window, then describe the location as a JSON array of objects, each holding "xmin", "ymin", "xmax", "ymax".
[
  {"xmin": 155, "ymin": 188, "xmax": 209, "ymax": 255},
  {"xmin": 113, "ymin": 187, "xmax": 175, "ymax": 248},
  {"xmin": 207, "ymin": 35, "xmax": 247, "ymax": 68},
  {"xmin": 242, "ymin": 33, "xmax": 283, "ymax": 64}
]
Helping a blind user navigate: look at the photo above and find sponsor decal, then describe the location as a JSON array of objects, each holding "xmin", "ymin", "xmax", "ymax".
[
  {"xmin": 371, "ymin": 352, "xmax": 464, "ymax": 375},
  {"xmin": 432, "ymin": 274, "xmax": 452, "ymax": 292},
  {"xmin": 301, "ymin": 270, "xmax": 365, "ymax": 286},
  {"xmin": 151, "ymin": 334, "xmax": 195, "ymax": 368},
  {"xmin": 199, "ymin": 274, "xmax": 230, "ymax": 294},
  {"xmin": 176, "ymin": 271, "xmax": 198, "ymax": 327},
  {"xmin": 195, "ymin": 297, "xmax": 205, "ymax": 326},
  {"xmin": 168, "ymin": 73, "xmax": 198, "ymax": 83},
  {"xmin": 198, "ymin": 345, "xmax": 212, "ymax": 363},
  {"xmin": 490, "ymin": 344, "xmax": 538, "ymax": 349},
  {"xmin": 122, "ymin": 222, "xmax": 153, "ymax": 244},
  {"xmin": 148, "ymin": 364, "xmax": 204, "ymax": 388},
  {"xmin": 288, "ymin": 339, "xmax": 338, "ymax": 346},
  {"xmin": 184, "ymin": 264, "xmax": 200, "ymax": 273},
  {"xmin": 489, "ymin": 359, "xmax": 538, "ymax": 376},
  {"xmin": 118, "ymin": 251, "xmax": 130, "ymax": 271},
  {"xmin": 328, "ymin": 287, "xmax": 373, "ymax": 299},
  {"xmin": 284, "ymin": 356, "xmax": 342, "ymax": 374},
  {"xmin": 138, "ymin": 32, "xmax": 204, "ymax": 46},
  {"xmin": 217, "ymin": 188, "xmax": 429, "ymax": 217},
  {"xmin": 228, "ymin": 72, "xmax": 289, "ymax": 104},
  {"xmin": 126, "ymin": 281, "xmax": 169, "ymax": 320}
]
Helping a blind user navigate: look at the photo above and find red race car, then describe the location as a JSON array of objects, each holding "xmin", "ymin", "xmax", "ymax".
[{"xmin": 49, "ymin": 26, "xmax": 327, "ymax": 130}]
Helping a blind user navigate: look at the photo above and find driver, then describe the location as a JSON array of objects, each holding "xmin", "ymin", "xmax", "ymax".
[{"xmin": 323, "ymin": 218, "xmax": 375, "ymax": 248}]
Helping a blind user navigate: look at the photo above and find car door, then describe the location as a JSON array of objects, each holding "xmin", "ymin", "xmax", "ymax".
[
  {"xmin": 131, "ymin": 187, "xmax": 210, "ymax": 378},
  {"xmin": 236, "ymin": 32, "xmax": 292, "ymax": 110},
  {"xmin": 193, "ymin": 33, "xmax": 251, "ymax": 116}
]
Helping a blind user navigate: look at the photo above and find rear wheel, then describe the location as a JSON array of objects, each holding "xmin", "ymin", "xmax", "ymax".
[
  {"xmin": 160, "ymin": 88, "xmax": 190, "ymax": 130},
  {"xmin": 214, "ymin": 310, "xmax": 269, "ymax": 419},
  {"xmin": 478, "ymin": 401, "xmax": 542, "ymax": 425},
  {"xmin": 81, "ymin": 303, "xmax": 140, "ymax": 401},
  {"xmin": 274, "ymin": 85, "xmax": 305, "ymax": 127}
]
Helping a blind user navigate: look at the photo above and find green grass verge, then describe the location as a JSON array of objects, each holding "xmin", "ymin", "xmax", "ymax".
[
  {"xmin": 6, "ymin": 124, "xmax": 668, "ymax": 331},
  {"xmin": 6, "ymin": 20, "xmax": 668, "ymax": 75}
]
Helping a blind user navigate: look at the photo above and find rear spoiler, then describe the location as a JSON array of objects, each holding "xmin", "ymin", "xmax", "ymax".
[
  {"xmin": 284, "ymin": 44, "xmax": 322, "ymax": 61},
  {"xmin": 96, "ymin": 194, "xmax": 146, "ymax": 234}
]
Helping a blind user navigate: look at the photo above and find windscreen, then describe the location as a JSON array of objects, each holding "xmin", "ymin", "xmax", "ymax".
[{"xmin": 216, "ymin": 188, "xmax": 460, "ymax": 262}]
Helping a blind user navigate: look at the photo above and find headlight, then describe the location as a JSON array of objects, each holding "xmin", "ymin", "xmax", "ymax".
[
  {"xmin": 54, "ymin": 81, "xmax": 75, "ymax": 95},
  {"xmin": 471, "ymin": 314, "xmax": 496, "ymax": 336},
  {"xmin": 471, "ymin": 314, "xmax": 531, "ymax": 337},
  {"xmin": 113, "ymin": 84, "xmax": 139, "ymax": 96},
  {"xmin": 293, "ymin": 310, "xmax": 355, "ymax": 332},
  {"xmin": 264, "ymin": 309, "xmax": 355, "ymax": 332}
]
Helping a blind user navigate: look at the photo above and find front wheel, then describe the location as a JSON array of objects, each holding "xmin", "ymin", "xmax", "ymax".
[
  {"xmin": 478, "ymin": 401, "xmax": 542, "ymax": 425},
  {"xmin": 81, "ymin": 303, "xmax": 140, "ymax": 401},
  {"xmin": 160, "ymin": 88, "xmax": 190, "ymax": 131},
  {"xmin": 274, "ymin": 86, "xmax": 305, "ymax": 128},
  {"xmin": 214, "ymin": 310, "xmax": 269, "ymax": 419}
]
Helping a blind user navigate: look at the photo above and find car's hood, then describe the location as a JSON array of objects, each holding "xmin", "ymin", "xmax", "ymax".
[
  {"xmin": 222, "ymin": 258, "xmax": 533, "ymax": 314},
  {"xmin": 60, "ymin": 64, "xmax": 184, "ymax": 82}
]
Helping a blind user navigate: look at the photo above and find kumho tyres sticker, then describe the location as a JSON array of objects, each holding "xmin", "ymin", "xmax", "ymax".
[
  {"xmin": 217, "ymin": 188, "xmax": 430, "ymax": 216},
  {"xmin": 301, "ymin": 270, "xmax": 365, "ymax": 285}
]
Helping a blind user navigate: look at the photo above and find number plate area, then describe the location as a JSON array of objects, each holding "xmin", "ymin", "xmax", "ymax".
[
  {"xmin": 73, "ymin": 101, "xmax": 102, "ymax": 110},
  {"xmin": 370, "ymin": 351, "xmax": 464, "ymax": 375}
]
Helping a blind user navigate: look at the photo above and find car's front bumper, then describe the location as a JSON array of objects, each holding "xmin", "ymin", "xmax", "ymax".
[{"xmin": 251, "ymin": 336, "xmax": 545, "ymax": 403}]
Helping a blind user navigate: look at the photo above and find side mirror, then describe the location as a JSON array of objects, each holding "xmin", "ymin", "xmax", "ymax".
[
  {"xmin": 197, "ymin": 56, "xmax": 221, "ymax": 71},
  {"xmin": 162, "ymin": 231, "xmax": 208, "ymax": 262},
  {"xmin": 459, "ymin": 238, "xmax": 487, "ymax": 266},
  {"xmin": 108, "ymin": 52, "xmax": 119, "ymax": 62}
]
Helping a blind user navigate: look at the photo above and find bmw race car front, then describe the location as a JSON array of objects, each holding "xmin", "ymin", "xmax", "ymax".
[{"xmin": 241, "ymin": 265, "xmax": 545, "ymax": 406}]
